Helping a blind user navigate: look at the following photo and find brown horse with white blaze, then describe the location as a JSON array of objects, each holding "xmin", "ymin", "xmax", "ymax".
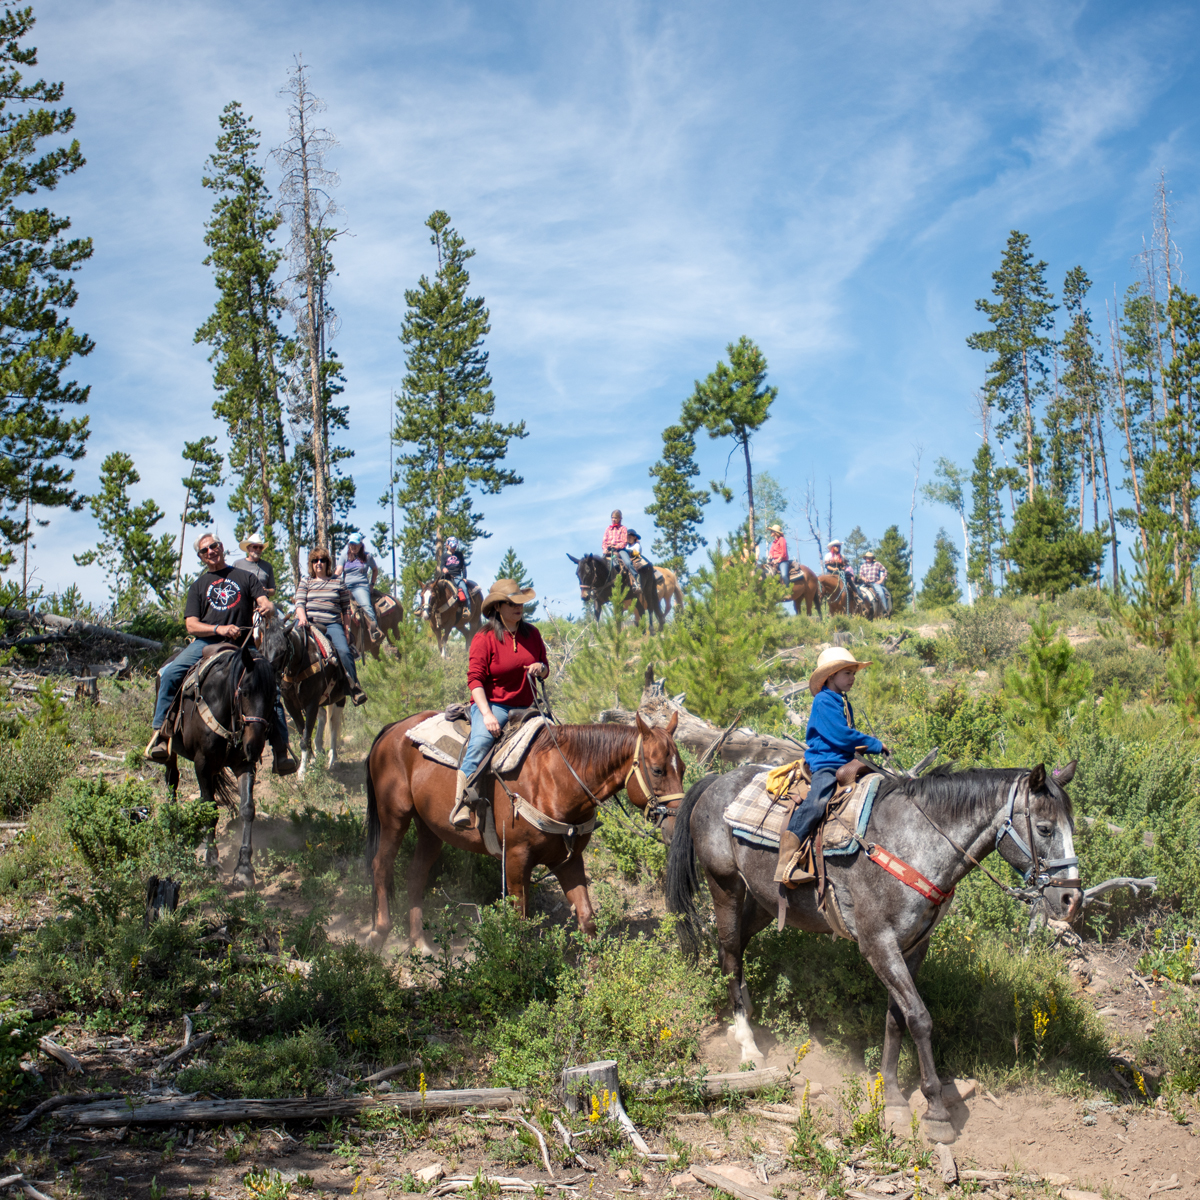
[{"xmin": 364, "ymin": 712, "xmax": 684, "ymax": 952}]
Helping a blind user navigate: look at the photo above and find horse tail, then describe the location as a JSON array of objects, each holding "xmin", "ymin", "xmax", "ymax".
[
  {"xmin": 671, "ymin": 575, "xmax": 684, "ymax": 608},
  {"xmin": 212, "ymin": 767, "xmax": 240, "ymax": 811},
  {"xmin": 665, "ymin": 773, "xmax": 718, "ymax": 960},
  {"xmin": 364, "ymin": 721, "xmax": 400, "ymax": 898}
]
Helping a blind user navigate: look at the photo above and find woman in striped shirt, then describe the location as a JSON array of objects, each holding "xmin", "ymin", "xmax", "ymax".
[{"xmin": 295, "ymin": 547, "xmax": 368, "ymax": 706}]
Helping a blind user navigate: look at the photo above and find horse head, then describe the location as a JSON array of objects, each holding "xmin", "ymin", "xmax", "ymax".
[
  {"xmin": 574, "ymin": 553, "xmax": 610, "ymax": 601},
  {"xmin": 255, "ymin": 610, "xmax": 292, "ymax": 675},
  {"xmin": 627, "ymin": 712, "xmax": 685, "ymax": 836},
  {"xmin": 233, "ymin": 645, "xmax": 276, "ymax": 766},
  {"xmin": 995, "ymin": 763, "xmax": 1082, "ymax": 921}
]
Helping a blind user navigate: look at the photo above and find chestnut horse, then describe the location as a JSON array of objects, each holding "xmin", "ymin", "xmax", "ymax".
[
  {"xmin": 363, "ymin": 712, "xmax": 684, "ymax": 951},
  {"xmin": 789, "ymin": 564, "xmax": 821, "ymax": 615},
  {"xmin": 819, "ymin": 572, "xmax": 876, "ymax": 618},
  {"xmin": 656, "ymin": 565, "xmax": 685, "ymax": 617}
]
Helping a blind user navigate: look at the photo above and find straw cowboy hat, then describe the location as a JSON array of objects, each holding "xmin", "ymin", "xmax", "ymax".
[
  {"xmin": 767, "ymin": 523, "xmax": 784, "ymax": 535},
  {"xmin": 482, "ymin": 578, "xmax": 537, "ymax": 617},
  {"xmin": 808, "ymin": 646, "xmax": 872, "ymax": 696},
  {"xmin": 238, "ymin": 531, "xmax": 266, "ymax": 551}
]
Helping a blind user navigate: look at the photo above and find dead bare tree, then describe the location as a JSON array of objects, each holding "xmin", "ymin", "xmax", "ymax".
[
  {"xmin": 908, "ymin": 444, "xmax": 922, "ymax": 610},
  {"xmin": 274, "ymin": 57, "xmax": 345, "ymax": 552},
  {"xmin": 800, "ymin": 474, "xmax": 828, "ymax": 561}
]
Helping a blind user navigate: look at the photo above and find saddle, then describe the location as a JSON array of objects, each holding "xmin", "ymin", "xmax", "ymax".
[{"xmin": 165, "ymin": 643, "xmax": 241, "ymax": 743}]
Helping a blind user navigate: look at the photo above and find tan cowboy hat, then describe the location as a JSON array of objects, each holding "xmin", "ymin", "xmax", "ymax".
[
  {"xmin": 864, "ymin": 550, "xmax": 876, "ymax": 558},
  {"xmin": 482, "ymin": 578, "xmax": 537, "ymax": 617},
  {"xmin": 808, "ymin": 646, "xmax": 872, "ymax": 696},
  {"xmin": 767, "ymin": 523, "xmax": 783, "ymax": 534},
  {"xmin": 239, "ymin": 531, "xmax": 266, "ymax": 551}
]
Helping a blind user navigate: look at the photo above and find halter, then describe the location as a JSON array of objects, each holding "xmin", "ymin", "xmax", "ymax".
[{"xmin": 623, "ymin": 731, "xmax": 686, "ymax": 825}]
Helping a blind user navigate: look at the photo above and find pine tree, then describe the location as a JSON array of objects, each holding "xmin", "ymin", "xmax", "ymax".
[
  {"xmin": 175, "ymin": 437, "xmax": 224, "ymax": 587},
  {"xmin": 195, "ymin": 102, "xmax": 297, "ymax": 577},
  {"xmin": 0, "ymin": 9, "xmax": 93, "ymax": 567},
  {"xmin": 1004, "ymin": 492, "xmax": 1106, "ymax": 598},
  {"xmin": 843, "ymin": 525, "xmax": 870, "ymax": 571},
  {"xmin": 73, "ymin": 453, "xmax": 177, "ymax": 606},
  {"xmin": 922, "ymin": 458, "xmax": 972, "ymax": 602},
  {"xmin": 646, "ymin": 423, "xmax": 708, "ymax": 576},
  {"xmin": 661, "ymin": 547, "xmax": 783, "ymax": 725},
  {"xmin": 681, "ymin": 337, "xmax": 777, "ymax": 544},
  {"xmin": 1110, "ymin": 526, "xmax": 1183, "ymax": 651},
  {"xmin": 496, "ymin": 546, "xmax": 537, "ymax": 619},
  {"xmin": 918, "ymin": 528, "xmax": 962, "ymax": 608},
  {"xmin": 874, "ymin": 525, "xmax": 912, "ymax": 610},
  {"xmin": 1004, "ymin": 608, "xmax": 1093, "ymax": 736},
  {"xmin": 395, "ymin": 211, "xmax": 526, "ymax": 567},
  {"xmin": 966, "ymin": 231, "xmax": 1057, "ymax": 500},
  {"xmin": 273, "ymin": 58, "xmax": 345, "ymax": 551},
  {"xmin": 966, "ymin": 442, "xmax": 1005, "ymax": 596}
]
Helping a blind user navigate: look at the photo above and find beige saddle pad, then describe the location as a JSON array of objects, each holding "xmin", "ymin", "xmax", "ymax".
[
  {"xmin": 406, "ymin": 711, "xmax": 547, "ymax": 776},
  {"xmin": 723, "ymin": 770, "xmax": 883, "ymax": 853}
]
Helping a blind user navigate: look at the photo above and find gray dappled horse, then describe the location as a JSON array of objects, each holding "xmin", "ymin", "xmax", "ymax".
[
  {"xmin": 567, "ymin": 552, "xmax": 664, "ymax": 631},
  {"xmin": 666, "ymin": 763, "xmax": 1081, "ymax": 1144}
]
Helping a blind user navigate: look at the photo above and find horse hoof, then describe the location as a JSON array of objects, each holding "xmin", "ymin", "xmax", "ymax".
[
  {"xmin": 921, "ymin": 1117, "xmax": 957, "ymax": 1145},
  {"xmin": 205, "ymin": 849, "xmax": 220, "ymax": 869},
  {"xmin": 233, "ymin": 868, "xmax": 255, "ymax": 889},
  {"xmin": 365, "ymin": 930, "xmax": 388, "ymax": 952},
  {"xmin": 409, "ymin": 939, "xmax": 435, "ymax": 958},
  {"xmin": 885, "ymin": 1106, "xmax": 913, "ymax": 1136}
]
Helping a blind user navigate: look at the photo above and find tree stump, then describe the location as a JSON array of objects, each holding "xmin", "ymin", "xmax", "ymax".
[
  {"xmin": 144, "ymin": 877, "xmax": 180, "ymax": 928},
  {"xmin": 562, "ymin": 1060, "xmax": 621, "ymax": 1117}
]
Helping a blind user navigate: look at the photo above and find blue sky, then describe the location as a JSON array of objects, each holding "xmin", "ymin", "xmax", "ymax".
[{"xmin": 23, "ymin": 0, "xmax": 1200, "ymax": 614}]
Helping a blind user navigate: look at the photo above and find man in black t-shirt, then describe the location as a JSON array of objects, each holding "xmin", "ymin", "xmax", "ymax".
[{"xmin": 146, "ymin": 532, "xmax": 296, "ymax": 774}]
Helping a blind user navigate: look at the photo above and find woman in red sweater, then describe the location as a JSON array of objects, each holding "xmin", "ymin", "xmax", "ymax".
[{"xmin": 450, "ymin": 578, "xmax": 549, "ymax": 829}]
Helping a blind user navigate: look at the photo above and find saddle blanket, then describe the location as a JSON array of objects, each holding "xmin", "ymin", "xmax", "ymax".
[
  {"xmin": 724, "ymin": 770, "xmax": 883, "ymax": 853},
  {"xmin": 406, "ymin": 711, "xmax": 547, "ymax": 776}
]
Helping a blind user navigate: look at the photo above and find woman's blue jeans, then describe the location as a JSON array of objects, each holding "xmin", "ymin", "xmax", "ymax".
[
  {"xmin": 461, "ymin": 702, "xmax": 511, "ymax": 780},
  {"xmin": 320, "ymin": 622, "xmax": 359, "ymax": 686},
  {"xmin": 346, "ymin": 581, "xmax": 376, "ymax": 621}
]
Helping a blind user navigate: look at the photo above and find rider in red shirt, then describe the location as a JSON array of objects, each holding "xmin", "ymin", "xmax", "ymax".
[{"xmin": 765, "ymin": 524, "xmax": 789, "ymax": 584}]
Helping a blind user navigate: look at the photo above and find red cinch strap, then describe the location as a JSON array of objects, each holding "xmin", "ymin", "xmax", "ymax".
[{"xmin": 866, "ymin": 843, "xmax": 954, "ymax": 905}]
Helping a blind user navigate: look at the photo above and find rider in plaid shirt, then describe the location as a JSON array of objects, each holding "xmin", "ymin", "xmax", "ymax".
[{"xmin": 858, "ymin": 551, "xmax": 888, "ymax": 612}]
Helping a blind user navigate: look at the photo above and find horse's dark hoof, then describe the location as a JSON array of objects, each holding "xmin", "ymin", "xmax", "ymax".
[{"xmin": 233, "ymin": 867, "xmax": 255, "ymax": 889}]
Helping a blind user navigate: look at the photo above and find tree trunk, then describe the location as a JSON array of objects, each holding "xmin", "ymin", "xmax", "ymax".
[
  {"xmin": 1109, "ymin": 303, "xmax": 1148, "ymax": 558},
  {"xmin": 1021, "ymin": 348, "xmax": 1036, "ymax": 501},
  {"xmin": 0, "ymin": 608, "xmax": 163, "ymax": 650},
  {"xmin": 743, "ymin": 437, "xmax": 755, "ymax": 546}
]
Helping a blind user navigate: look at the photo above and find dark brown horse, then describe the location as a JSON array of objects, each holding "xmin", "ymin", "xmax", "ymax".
[
  {"xmin": 419, "ymin": 578, "xmax": 483, "ymax": 657},
  {"xmin": 349, "ymin": 591, "xmax": 406, "ymax": 660},
  {"xmin": 158, "ymin": 644, "xmax": 279, "ymax": 888},
  {"xmin": 818, "ymin": 571, "xmax": 877, "ymax": 618},
  {"xmin": 567, "ymin": 552, "xmax": 665, "ymax": 631},
  {"xmin": 364, "ymin": 712, "xmax": 683, "ymax": 952},
  {"xmin": 275, "ymin": 622, "xmax": 352, "ymax": 778}
]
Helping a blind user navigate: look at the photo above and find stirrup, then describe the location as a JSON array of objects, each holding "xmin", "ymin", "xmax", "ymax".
[{"xmin": 145, "ymin": 729, "xmax": 171, "ymax": 764}]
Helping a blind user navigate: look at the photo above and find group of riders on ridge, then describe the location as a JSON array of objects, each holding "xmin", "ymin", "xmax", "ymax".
[{"xmin": 140, "ymin": 512, "xmax": 891, "ymax": 853}]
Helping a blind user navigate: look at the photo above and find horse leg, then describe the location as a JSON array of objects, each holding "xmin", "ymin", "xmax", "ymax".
[
  {"xmin": 705, "ymin": 866, "xmax": 765, "ymax": 1065},
  {"xmin": 298, "ymin": 702, "xmax": 318, "ymax": 778},
  {"xmin": 233, "ymin": 767, "xmax": 257, "ymax": 889},
  {"xmin": 737, "ymin": 891, "xmax": 773, "ymax": 1019},
  {"xmin": 880, "ymin": 939, "xmax": 932, "ymax": 1118},
  {"xmin": 406, "ymin": 819, "xmax": 445, "ymax": 956},
  {"xmin": 503, "ymin": 844, "xmax": 535, "ymax": 917},
  {"xmin": 327, "ymin": 705, "xmax": 343, "ymax": 769},
  {"xmin": 550, "ymin": 849, "xmax": 596, "ymax": 935},
  {"xmin": 366, "ymin": 778, "xmax": 415, "ymax": 954},
  {"xmin": 315, "ymin": 707, "xmax": 327, "ymax": 760},
  {"xmin": 164, "ymin": 754, "xmax": 180, "ymax": 804},
  {"xmin": 858, "ymin": 931, "xmax": 955, "ymax": 1142},
  {"xmin": 193, "ymin": 760, "xmax": 221, "ymax": 869}
]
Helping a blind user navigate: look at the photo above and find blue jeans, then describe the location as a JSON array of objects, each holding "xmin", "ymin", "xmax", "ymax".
[
  {"xmin": 346, "ymin": 581, "xmax": 375, "ymax": 622},
  {"xmin": 786, "ymin": 768, "xmax": 839, "ymax": 844},
  {"xmin": 870, "ymin": 582, "xmax": 888, "ymax": 612},
  {"xmin": 775, "ymin": 559, "xmax": 790, "ymax": 583},
  {"xmin": 461, "ymin": 701, "xmax": 511, "ymax": 779},
  {"xmin": 154, "ymin": 636, "xmax": 288, "ymax": 752},
  {"xmin": 320, "ymin": 622, "xmax": 358, "ymax": 686}
]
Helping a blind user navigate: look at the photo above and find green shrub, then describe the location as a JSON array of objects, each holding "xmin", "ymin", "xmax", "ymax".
[
  {"xmin": 177, "ymin": 1026, "xmax": 338, "ymax": 1098},
  {"xmin": 946, "ymin": 601, "xmax": 1021, "ymax": 670},
  {"xmin": 1144, "ymin": 987, "xmax": 1200, "ymax": 1095},
  {"xmin": 595, "ymin": 809, "xmax": 667, "ymax": 881},
  {"xmin": 0, "ymin": 726, "xmax": 71, "ymax": 817},
  {"xmin": 1075, "ymin": 638, "xmax": 1165, "ymax": 698},
  {"xmin": 0, "ymin": 1001, "xmax": 52, "ymax": 1115}
]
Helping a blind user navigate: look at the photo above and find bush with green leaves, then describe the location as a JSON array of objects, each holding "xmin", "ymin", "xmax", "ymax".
[
  {"xmin": 945, "ymin": 600, "xmax": 1020, "ymax": 670},
  {"xmin": 0, "ymin": 1001, "xmax": 53, "ymax": 1114},
  {"xmin": 177, "ymin": 1026, "xmax": 338, "ymax": 1098},
  {"xmin": 1004, "ymin": 608, "xmax": 1093, "ymax": 738},
  {"xmin": 1075, "ymin": 636, "xmax": 1165, "ymax": 699},
  {"xmin": 0, "ymin": 725, "xmax": 71, "ymax": 817}
]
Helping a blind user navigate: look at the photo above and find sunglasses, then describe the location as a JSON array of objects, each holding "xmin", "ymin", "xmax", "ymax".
[
  {"xmin": 199, "ymin": 543, "xmax": 223, "ymax": 555},
  {"xmin": 312, "ymin": 558, "xmax": 331, "ymax": 567}
]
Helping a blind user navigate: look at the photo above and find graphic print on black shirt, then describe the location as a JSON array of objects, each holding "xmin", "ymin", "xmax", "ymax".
[{"xmin": 184, "ymin": 567, "xmax": 263, "ymax": 634}]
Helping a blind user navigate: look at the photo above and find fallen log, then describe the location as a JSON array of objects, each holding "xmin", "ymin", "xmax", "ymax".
[
  {"xmin": 12, "ymin": 1092, "xmax": 123, "ymax": 1133},
  {"xmin": 38, "ymin": 1038, "xmax": 83, "ymax": 1075},
  {"xmin": 53, "ymin": 1085, "xmax": 526, "ymax": 1127},
  {"xmin": 689, "ymin": 1165, "xmax": 778, "ymax": 1200},
  {"xmin": 0, "ymin": 606, "xmax": 163, "ymax": 651},
  {"xmin": 601, "ymin": 670, "xmax": 802, "ymax": 767},
  {"xmin": 629, "ymin": 1064, "xmax": 791, "ymax": 1098}
]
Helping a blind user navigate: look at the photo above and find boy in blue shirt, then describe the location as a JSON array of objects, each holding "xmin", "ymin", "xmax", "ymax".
[{"xmin": 775, "ymin": 646, "xmax": 889, "ymax": 885}]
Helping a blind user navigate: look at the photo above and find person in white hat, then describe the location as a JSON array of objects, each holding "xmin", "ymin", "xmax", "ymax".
[
  {"xmin": 822, "ymin": 538, "xmax": 846, "ymax": 573},
  {"xmin": 774, "ymin": 646, "xmax": 888, "ymax": 885},
  {"xmin": 233, "ymin": 532, "xmax": 275, "ymax": 596}
]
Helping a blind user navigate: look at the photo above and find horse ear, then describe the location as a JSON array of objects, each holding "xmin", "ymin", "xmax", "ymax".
[
  {"xmin": 665, "ymin": 711, "xmax": 679, "ymax": 736},
  {"xmin": 1028, "ymin": 764, "xmax": 1046, "ymax": 791},
  {"xmin": 635, "ymin": 711, "xmax": 652, "ymax": 738},
  {"xmin": 1053, "ymin": 760, "xmax": 1078, "ymax": 785},
  {"xmin": 241, "ymin": 646, "xmax": 256, "ymax": 671},
  {"xmin": 567, "ymin": 553, "xmax": 579, "ymax": 564}
]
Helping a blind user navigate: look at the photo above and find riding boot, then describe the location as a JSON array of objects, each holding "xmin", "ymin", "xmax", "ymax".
[
  {"xmin": 272, "ymin": 745, "xmax": 300, "ymax": 776},
  {"xmin": 144, "ymin": 727, "xmax": 171, "ymax": 764},
  {"xmin": 450, "ymin": 769, "xmax": 475, "ymax": 830},
  {"xmin": 773, "ymin": 830, "xmax": 816, "ymax": 888},
  {"xmin": 351, "ymin": 684, "xmax": 369, "ymax": 707}
]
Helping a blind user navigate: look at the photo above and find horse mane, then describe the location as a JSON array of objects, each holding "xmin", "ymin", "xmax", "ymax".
[
  {"xmin": 875, "ymin": 764, "xmax": 1073, "ymax": 823},
  {"xmin": 531, "ymin": 723, "xmax": 639, "ymax": 776},
  {"xmin": 223, "ymin": 648, "xmax": 275, "ymax": 714}
]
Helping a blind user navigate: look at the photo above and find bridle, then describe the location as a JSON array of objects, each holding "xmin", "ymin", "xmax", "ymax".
[{"xmin": 903, "ymin": 773, "xmax": 1079, "ymax": 899}]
